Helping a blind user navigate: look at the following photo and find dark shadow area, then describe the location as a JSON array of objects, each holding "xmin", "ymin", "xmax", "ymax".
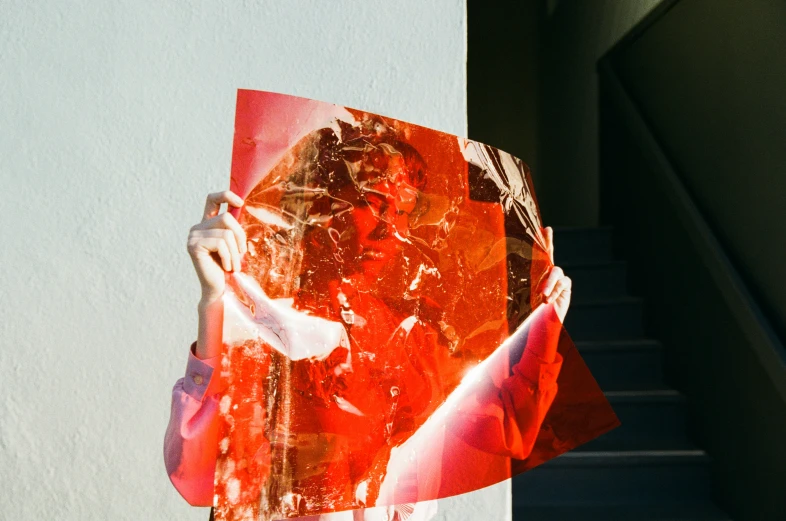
[
  {"xmin": 467, "ymin": 0, "xmax": 541, "ymax": 187},
  {"xmin": 471, "ymin": 1, "xmax": 786, "ymax": 519},
  {"xmin": 600, "ymin": 1, "xmax": 786, "ymax": 518}
]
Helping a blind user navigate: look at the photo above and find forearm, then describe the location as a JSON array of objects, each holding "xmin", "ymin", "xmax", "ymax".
[
  {"xmin": 520, "ymin": 303, "xmax": 561, "ymax": 364},
  {"xmin": 197, "ymin": 295, "xmax": 224, "ymax": 360}
]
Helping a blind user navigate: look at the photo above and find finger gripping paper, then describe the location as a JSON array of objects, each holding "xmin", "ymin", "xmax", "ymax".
[{"xmin": 214, "ymin": 90, "xmax": 619, "ymax": 520}]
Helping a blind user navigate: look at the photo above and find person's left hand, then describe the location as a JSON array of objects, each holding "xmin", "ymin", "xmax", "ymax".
[{"xmin": 539, "ymin": 226, "xmax": 572, "ymax": 323}]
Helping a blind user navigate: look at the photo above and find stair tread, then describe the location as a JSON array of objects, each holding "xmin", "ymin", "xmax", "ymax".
[
  {"xmin": 513, "ymin": 503, "xmax": 731, "ymax": 520},
  {"xmin": 576, "ymin": 338, "xmax": 661, "ymax": 349},
  {"xmin": 604, "ymin": 389, "xmax": 684, "ymax": 402},
  {"xmin": 560, "ymin": 449, "xmax": 706, "ymax": 457},
  {"xmin": 552, "ymin": 226, "xmax": 614, "ymax": 233},
  {"xmin": 560, "ymin": 259, "xmax": 627, "ymax": 268},
  {"xmin": 576, "ymin": 438, "xmax": 698, "ymax": 452},
  {"xmin": 540, "ymin": 449, "xmax": 710, "ymax": 467},
  {"xmin": 571, "ymin": 296, "xmax": 642, "ymax": 307}
]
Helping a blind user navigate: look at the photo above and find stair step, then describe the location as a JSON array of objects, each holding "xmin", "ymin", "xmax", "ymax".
[
  {"xmin": 577, "ymin": 390, "xmax": 690, "ymax": 450},
  {"xmin": 577, "ymin": 339, "xmax": 664, "ymax": 390},
  {"xmin": 553, "ymin": 226, "xmax": 615, "ymax": 264},
  {"xmin": 513, "ymin": 450, "xmax": 711, "ymax": 505},
  {"xmin": 561, "ymin": 260, "xmax": 628, "ymax": 302},
  {"xmin": 564, "ymin": 297, "xmax": 644, "ymax": 340},
  {"xmin": 524, "ymin": 226, "xmax": 730, "ymax": 520},
  {"xmin": 576, "ymin": 437, "xmax": 696, "ymax": 452},
  {"xmin": 513, "ymin": 503, "xmax": 732, "ymax": 521}
]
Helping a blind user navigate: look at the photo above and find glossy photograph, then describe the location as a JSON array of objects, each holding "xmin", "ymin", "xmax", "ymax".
[{"xmin": 171, "ymin": 90, "xmax": 621, "ymax": 521}]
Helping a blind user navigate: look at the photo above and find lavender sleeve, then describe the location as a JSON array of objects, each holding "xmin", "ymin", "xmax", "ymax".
[{"xmin": 164, "ymin": 343, "xmax": 226, "ymax": 507}]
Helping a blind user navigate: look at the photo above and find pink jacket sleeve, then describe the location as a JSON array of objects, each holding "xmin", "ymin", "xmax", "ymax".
[
  {"xmin": 457, "ymin": 304, "xmax": 564, "ymax": 460},
  {"xmin": 164, "ymin": 343, "xmax": 226, "ymax": 507}
]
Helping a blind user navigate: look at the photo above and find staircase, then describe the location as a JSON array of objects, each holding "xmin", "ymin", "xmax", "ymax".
[{"xmin": 511, "ymin": 227, "xmax": 731, "ymax": 521}]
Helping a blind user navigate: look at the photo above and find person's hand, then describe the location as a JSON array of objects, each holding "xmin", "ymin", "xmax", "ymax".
[
  {"xmin": 539, "ymin": 226, "xmax": 572, "ymax": 323},
  {"xmin": 187, "ymin": 191, "xmax": 247, "ymax": 306}
]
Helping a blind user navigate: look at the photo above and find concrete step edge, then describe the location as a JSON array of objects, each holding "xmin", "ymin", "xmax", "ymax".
[
  {"xmin": 552, "ymin": 226, "xmax": 614, "ymax": 233},
  {"xmin": 576, "ymin": 338, "xmax": 662, "ymax": 351},
  {"xmin": 604, "ymin": 389, "xmax": 684, "ymax": 403},
  {"xmin": 512, "ymin": 503, "xmax": 731, "ymax": 520},
  {"xmin": 539, "ymin": 449, "xmax": 710, "ymax": 468},
  {"xmin": 570, "ymin": 296, "xmax": 642, "ymax": 307},
  {"xmin": 559, "ymin": 259, "xmax": 627, "ymax": 269}
]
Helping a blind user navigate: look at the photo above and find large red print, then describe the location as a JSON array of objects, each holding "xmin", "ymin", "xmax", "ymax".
[{"xmin": 209, "ymin": 90, "xmax": 619, "ymax": 520}]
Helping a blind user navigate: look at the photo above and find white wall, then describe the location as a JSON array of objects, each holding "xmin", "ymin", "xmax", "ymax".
[{"xmin": 0, "ymin": 1, "xmax": 509, "ymax": 520}]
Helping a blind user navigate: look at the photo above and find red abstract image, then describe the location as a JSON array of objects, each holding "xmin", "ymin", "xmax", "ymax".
[{"xmin": 204, "ymin": 90, "xmax": 618, "ymax": 520}]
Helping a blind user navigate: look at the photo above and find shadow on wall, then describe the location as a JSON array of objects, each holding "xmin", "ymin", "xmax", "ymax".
[
  {"xmin": 537, "ymin": 0, "xmax": 663, "ymax": 226},
  {"xmin": 467, "ymin": 1, "xmax": 541, "ymax": 184}
]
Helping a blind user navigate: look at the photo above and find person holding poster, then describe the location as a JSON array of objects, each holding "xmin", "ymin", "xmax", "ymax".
[{"xmin": 165, "ymin": 94, "xmax": 613, "ymax": 521}]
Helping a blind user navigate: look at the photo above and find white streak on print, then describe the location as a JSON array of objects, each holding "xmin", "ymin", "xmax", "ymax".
[
  {"xmin": 243, "ymin": 204, "xmax": 294, "ymax": 229},
  {"xmin": 223, "ymin": 272, "xmax": 349, "ymax": 361}
]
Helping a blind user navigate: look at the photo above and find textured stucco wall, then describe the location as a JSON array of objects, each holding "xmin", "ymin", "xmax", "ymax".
[{"xmin": 0, "ymin": 2, "xmax": 510, "ymax": 520}]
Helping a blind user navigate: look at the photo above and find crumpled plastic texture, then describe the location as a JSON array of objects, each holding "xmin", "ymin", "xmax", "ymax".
[{"xmin": 213, "ymin": 90, "xmax": 619, "ymax": 520}]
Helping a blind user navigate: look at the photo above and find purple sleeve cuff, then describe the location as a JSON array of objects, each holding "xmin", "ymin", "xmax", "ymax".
[{"xmin": 183, "ymin": 342, "xmax": 223, "ymax": 401}]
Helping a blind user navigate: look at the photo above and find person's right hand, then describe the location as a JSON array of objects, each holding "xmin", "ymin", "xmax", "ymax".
[
  {"xmin": 187, "ymin": 191, "xmax": 247, "ymax": 305},
  {"xmin": 539, "ymin": 226, "xmax": 572, "ymax": 324}
]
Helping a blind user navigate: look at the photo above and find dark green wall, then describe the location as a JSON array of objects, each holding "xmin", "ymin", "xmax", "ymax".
[
  {"xmin": 468, "ymin": 0, "xmax": 662, "ymax": 226},
  {"xmin": 537, "ymin": 0, "xmax": 663, "ymax": 226},
  {"xmin": 601, "ymin": 0, "xmax": 786, "ymax": 518},
  {"xmin": 614, "ymin": 0, "xmax": 786, "ymax": 344},
  {"xmin": 467, "ymin": 0, "xmax": 541, "ymax": 185}
]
